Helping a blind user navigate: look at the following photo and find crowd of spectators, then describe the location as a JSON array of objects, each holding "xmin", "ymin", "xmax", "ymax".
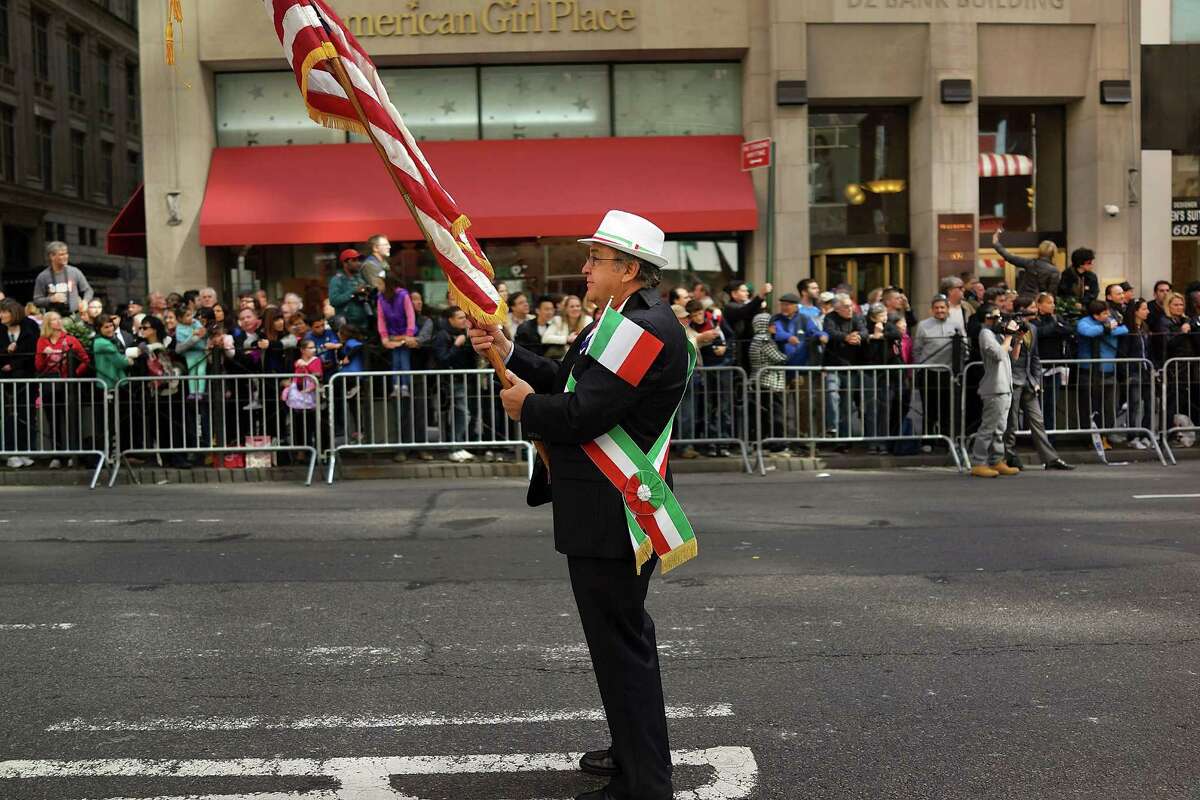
[{"xmin": 2, "ymin": 235, "xmax": 1199, "ymax": 471}]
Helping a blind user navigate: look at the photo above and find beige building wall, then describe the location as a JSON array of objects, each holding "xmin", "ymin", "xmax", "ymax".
[{"xmin": 140, "ymin": 0, "xmax": 1137, "ymax": 302}]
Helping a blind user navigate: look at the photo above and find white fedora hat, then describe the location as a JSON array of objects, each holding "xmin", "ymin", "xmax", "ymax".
[{"xmin": 578, "ymin": 210, "xmax": 669, "ymax": 270}]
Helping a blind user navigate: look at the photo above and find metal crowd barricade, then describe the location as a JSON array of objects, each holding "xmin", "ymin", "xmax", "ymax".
[
  {"xmin": 324, "ymin": 369, "xmax": 534, "ymax": 484},
  {"xmin": 0, "ymin": 377, "xmax": 109, "ymax": 489},
  {"xmin": 958, "ymin": 358, "xmax": 1167, "ymax": 467},
  {"xmin": 752, "ymin": 364, "xmax": 962, "ymax": 475},
  {"xmin": 673, "ymin": 365, "xmax": 753, "ymax": 473},
  {"xmin": 1161, "ymin": 357, "xmax": 1200, "ymax": 465},
  {"xmin": 110, "ymin": 372, "xmax": 322, "ymax": 486}
]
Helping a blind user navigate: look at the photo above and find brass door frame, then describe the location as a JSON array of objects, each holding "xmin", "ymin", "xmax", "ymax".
[{"xmin": 812, "ymin": 247, "xmax": 911, "ymax": 294}]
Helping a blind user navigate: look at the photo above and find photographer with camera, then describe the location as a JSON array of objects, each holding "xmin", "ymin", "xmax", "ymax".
[
  {"xmin": 328, "ymin": 248, "xmax": 374, "ymax": 330},
  {"xmin": 970, "ymin": 306, "xmax": 1020, "ymax": 478},
  {"xmin": 1002, "ymin": 295, "xmax": 1074, "ymax": 472}
]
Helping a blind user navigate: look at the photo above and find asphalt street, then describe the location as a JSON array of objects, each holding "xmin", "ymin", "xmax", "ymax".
[{"xmin": 1, "ymin": 463, "xmax": 1199, "ymax": 799}]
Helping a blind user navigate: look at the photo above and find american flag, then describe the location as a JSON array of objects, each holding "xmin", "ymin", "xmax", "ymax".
[{"xmin": 262, "ymin": 0, "xmax": 506, "ymax": 324}]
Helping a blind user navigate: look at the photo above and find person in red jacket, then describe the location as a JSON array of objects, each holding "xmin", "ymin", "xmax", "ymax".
[{"xmin": 34, "ymin": 311, "xmax": 90, "ymax": 468}]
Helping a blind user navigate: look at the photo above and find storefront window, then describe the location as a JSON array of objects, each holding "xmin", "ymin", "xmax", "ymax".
[
  {"xmin": 362, "ymin": 67, "xmax": 479, "ymax": 142},
  {"xmin": 1174, "ymin": 0, "xmax": 1200, "ymax": 42},
  {"xmin": 1172, "ymin": 155, "xmax": 1200, "ymax": 289},
  {"xmin": 808, "ymin": 109, "xmax": 909, "ymax": 248},
  {"xmin": 481, "ymin": 65, "xmax": 610, "ymax": 140},
  {"xmin": 978, "ymin": 106, "xmax": 1065, "ymax": 242},
  {"xmin": 215, "ymin": 72, "xmax": 343, "ymax": 147},
  {"xmin": 613, "ymin": 63, "xmax": 741, "ymax": 137}
]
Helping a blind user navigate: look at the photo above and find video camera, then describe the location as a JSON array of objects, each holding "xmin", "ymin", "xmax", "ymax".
[{"xmin": 997, "ymin": 309, "xmax": 1037, "ymax": 335}]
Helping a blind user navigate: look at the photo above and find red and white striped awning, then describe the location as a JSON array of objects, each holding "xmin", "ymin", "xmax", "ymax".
[
  {"xmin": 978, "ymin": 258, "xmax": 1005, "ymax": 275},
  {"xmin": 978, "ymin": 153, "xmax": 1033, "ymax": 178}
]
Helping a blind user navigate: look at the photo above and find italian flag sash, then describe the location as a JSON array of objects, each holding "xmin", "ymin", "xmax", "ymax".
[{"xmin": 565, "ymin": 305, "xmax": 698, "ymax": 574}]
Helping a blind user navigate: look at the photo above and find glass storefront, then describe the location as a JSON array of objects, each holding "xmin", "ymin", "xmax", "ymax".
[
  {"xmin": 808, "ymin": 108, "xmax": 909, "ymax": 298},
  {"xmin": 1174, "ymin": 0, "xmax": 1200, "ymax": 42},
  {"xmin": 215, "ymin": 62, "xmax": 741, "ymax": 147},
  {"xmin": 1173, "ymin": 154, "xmax": 1200, "ymax": 289},
  {"xmin": 978, "ymin": 106, "xmax": 1065, "ymax": 243},
  {"xmin": 808, "ymin": 108, "xmax": 909, "ymax": 249},
  {"xmin": 228, "ymin": 236, "xmax": 742, "ymax": 312},
  {"xmin": 613, "ymin": 63, "xmax": 741, "ymax": 137}
]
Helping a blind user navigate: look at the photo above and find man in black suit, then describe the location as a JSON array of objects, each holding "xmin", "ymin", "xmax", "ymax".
[{"xmin": 469, "ymin": 210, "xmax": 690, "ymax": 800}]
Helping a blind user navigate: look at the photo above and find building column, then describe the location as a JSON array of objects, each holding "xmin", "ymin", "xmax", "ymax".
[
  {"xmin": 909, "ymin": 22, "xmax": 978, "ymax": 306},
  {"xmin": 139, "ymin": 0, "xmax": 217, "ymax": 294},
  {"xmin": 1065, "ymin": 16, "xmax": 1136, "ymax": 290},
  {"xmin": 1139, "ymin": 0, "xmax": 1172, "ymax": 293},
  {"xmin": 742, "ymin": 0, "xmax": 771, "ymax": 291},
  {"xmin": 767, "ymin": 0, "xmax": 808, "ymax": 299}
]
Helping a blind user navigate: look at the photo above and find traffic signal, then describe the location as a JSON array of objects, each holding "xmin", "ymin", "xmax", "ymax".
[{"xmin": 1026, "ymin": 185, "xmax": 1036, "ymax": 209}]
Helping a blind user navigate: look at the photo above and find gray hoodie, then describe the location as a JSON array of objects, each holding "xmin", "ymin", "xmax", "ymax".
[{"xmin": 34, "ymin": 265, "xmax": 93, "ymax": 313}]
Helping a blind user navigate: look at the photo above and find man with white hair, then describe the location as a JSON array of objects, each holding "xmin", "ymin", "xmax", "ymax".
[
  {"xmin": 198, "ymin": 287, "xmax": 219, "ymax": 309},
  {"xmin": 280, "ymin": 292, "xmax": 304, "ymax": 317},
  {"xmin": 33, "ymin": 241, "xmax": 92, "ymax": 314}
]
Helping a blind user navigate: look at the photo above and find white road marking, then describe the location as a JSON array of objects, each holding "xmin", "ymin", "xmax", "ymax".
[
  {"xmin": 0, "ymin": 623, "xmax": 74, "ymax": 630},
  {"xmin": 1132, "ymin": 493, "xmax": 1200, "ymax": 499},
  {"xmin": 48, "ymin": 703, "xmax": 733, "ymax": 732},
  {"xmin": 0, "ymin": 747, "xmax": 757, "ymax": 800}
]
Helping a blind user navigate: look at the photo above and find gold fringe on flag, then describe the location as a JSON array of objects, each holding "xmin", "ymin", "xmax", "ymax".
[
  {"xmin": 451, "ymin": 214, "xmax": 471, "ymax": 239},
  {"xmin": 448, "ymin": 282, "xmax": 507, "ymax": 328},
  {"xmin": 658, "ymin": 537, "xmax": 698, "ymax": 575}
]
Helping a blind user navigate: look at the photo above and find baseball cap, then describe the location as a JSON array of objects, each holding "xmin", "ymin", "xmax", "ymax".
[
  {"xmin": 339, "ymin": 248, "xmax": 361, "ymax": 262},
  {"xmin": 779, "ymin": 292, "xmax": 802, "ymax": 304},
  {"xmin": 818, "ymin": 291, "xmax": 836, "ymax": 304}
]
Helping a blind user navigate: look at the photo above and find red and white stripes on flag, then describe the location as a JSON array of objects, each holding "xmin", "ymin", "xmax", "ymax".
[
  {"xmin": 263, "ymin": 0, "xmax": 505, "ymax": 324},
  {"xmin": 978, "ymin": 153, "xmax": 1034, "ymax": 178}
]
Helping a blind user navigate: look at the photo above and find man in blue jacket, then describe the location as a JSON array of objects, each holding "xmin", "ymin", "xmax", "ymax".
[
  {"xmin": 771, "ymin": 292, "xmax": 825, "ymax": 367},
  {"xmin": 1075, "ymin": 299, "xmax": 1129, "ymax": 432}
]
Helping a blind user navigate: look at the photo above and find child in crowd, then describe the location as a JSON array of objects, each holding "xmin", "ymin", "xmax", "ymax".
[
  {"xmin": 305, "ymin": 316, "xmax": 341, "ymax": 376},
  {"xmin": 285, "ymin": 339, "xmax": 322, "ymax": 449}
]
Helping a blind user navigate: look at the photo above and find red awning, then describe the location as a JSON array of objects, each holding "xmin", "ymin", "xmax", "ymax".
[
  {"xmin": 106, "ymin": 183, "xmax": 146, "ymax": 258},
  {"xmin": 199, "ymin": 135, "xmax": 757, "ymax": 246}
]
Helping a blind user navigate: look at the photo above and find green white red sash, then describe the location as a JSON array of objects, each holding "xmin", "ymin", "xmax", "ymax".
[{"xmin": 565, "ymin": 305, "xmax": 698, "ymax": 574}]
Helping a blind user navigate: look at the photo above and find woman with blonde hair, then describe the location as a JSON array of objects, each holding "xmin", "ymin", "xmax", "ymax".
[
  {"xmin": 541, "ymin": 294, "xmax": 592, "ymax": 360},
  {"xmin": 993, "ymin": 228, "xmax": 1061, "ymax": 298},
  {"xmin": 34, "ymin": 310, "xmax": 91, "ymax": 468}
]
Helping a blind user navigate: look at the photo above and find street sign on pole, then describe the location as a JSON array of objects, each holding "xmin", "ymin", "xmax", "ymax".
[{"xmin": 741, "ymin": 138, "xmax": 772, "ymax": 171}]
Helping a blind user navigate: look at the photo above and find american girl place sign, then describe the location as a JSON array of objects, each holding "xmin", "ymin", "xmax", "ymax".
[{"xmin": 347, "ymin": 0, "xmax": 637, "ymax": 37}]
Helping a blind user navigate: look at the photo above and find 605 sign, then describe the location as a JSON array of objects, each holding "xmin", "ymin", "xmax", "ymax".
[{"xmin": 1172, "ymin": 199, "xmax": 1200, "ymax": 239}]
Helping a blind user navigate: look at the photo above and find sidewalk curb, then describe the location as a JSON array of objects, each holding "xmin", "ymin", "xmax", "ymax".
[{"xmin": 0, "ymin": 446, "xmax": 1193, "ymax": 487}]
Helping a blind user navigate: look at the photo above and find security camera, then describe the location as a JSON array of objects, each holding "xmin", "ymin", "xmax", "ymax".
[{"xmin": 1103, "ymin": 204, "xmax": 1120, "ymax": 218}]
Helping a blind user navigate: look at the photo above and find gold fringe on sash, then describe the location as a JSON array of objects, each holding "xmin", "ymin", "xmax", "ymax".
[
  {"xmin": 659, "ymin": 537, "xmax": 698, "ymax": 575},
  {"xmin": 633, "ymin": 536, "xmax": 654, "ymax": 575}
]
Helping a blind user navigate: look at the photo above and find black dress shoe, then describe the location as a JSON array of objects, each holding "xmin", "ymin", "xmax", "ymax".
[
  {"xmin": 574, "ymin": 788, "xmax": 615, "ymax": 800},
  {"xmin": 1045, "ymin": 459, "xmax": 1075, "ymax": 471},
  {"xmin": 579, "ymin": 748, "xmax": 620, "ymax": 777}
]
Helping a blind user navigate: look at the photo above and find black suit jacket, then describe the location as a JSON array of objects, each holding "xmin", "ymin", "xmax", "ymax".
[{"xmin": 509, "ymin": 287, "xmax": 690, "ymax": 560}]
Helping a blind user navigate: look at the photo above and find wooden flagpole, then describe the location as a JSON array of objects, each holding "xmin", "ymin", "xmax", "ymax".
[{"xmin": 324, "ymin": 54, "xmax": 550, "ymax": 467}]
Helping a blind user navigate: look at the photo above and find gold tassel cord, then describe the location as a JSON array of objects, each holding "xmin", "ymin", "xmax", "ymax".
[{"xmin": 164, "ymin": 0, "xmax": 183, "ymax": 65}]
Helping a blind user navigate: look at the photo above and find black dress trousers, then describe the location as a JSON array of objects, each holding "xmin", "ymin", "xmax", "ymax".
[{"xmin": 568, "ymin": 554, "xmax": 673, "ymax": 800}]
